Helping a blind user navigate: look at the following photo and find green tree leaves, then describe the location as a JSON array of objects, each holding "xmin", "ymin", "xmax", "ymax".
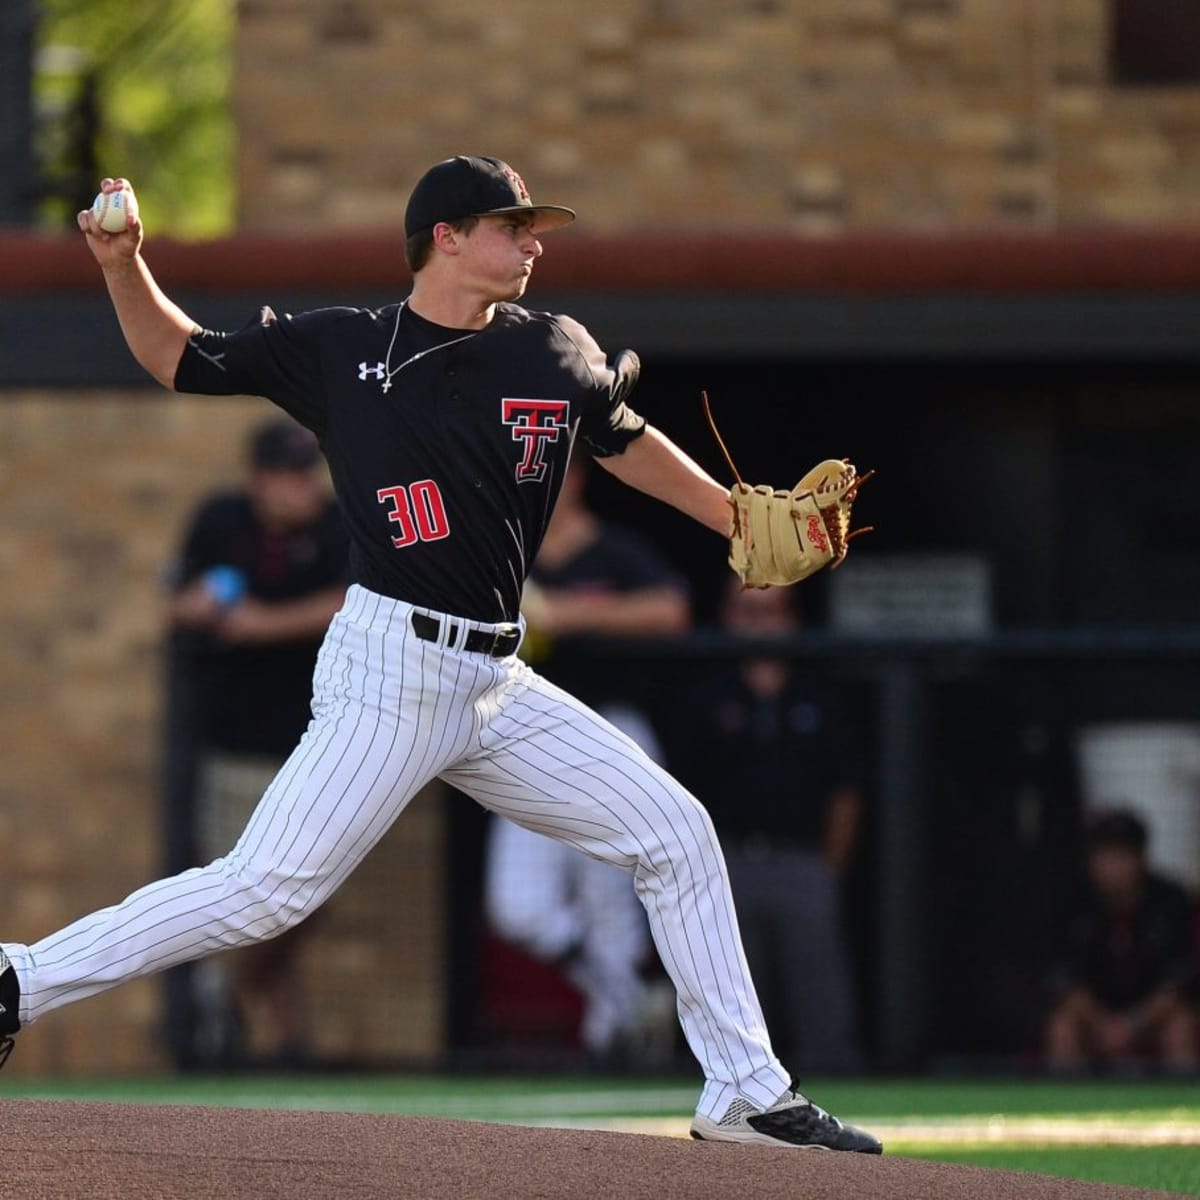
[{"xmin": 35, "ymin": 0, "xmax": 233, "ymax": 238}]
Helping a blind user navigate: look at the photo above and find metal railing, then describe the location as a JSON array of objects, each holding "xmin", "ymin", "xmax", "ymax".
[{"xmin": 556, "ymin": 627, "xmax": 1200, "ymax": 1069}]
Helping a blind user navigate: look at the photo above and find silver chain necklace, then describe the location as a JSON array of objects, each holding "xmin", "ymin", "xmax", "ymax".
[{"xmin": 381, "ymin": 299, "xmax": 479, "ymax": 394}]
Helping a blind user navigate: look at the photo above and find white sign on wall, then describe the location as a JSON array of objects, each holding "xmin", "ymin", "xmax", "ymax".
[{"xmin": 828, "ymin": 553, "xmax": 993, "ymax": 636}]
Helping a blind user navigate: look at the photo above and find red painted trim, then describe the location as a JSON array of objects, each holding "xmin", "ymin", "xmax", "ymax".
[{"xmin": 4, "ymin": 229, "xmax": 1200, "ymax": 294}]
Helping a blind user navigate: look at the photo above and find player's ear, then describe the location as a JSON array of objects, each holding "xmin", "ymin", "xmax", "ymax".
[{"xmin": 431, "ymin": 222, "xmax": 461, "ymax": 255}]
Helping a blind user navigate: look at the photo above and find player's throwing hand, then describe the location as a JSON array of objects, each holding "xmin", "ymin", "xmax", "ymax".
[{"xmin": 77, "ymin": 178, "xmax": 142, "ymax": 267}]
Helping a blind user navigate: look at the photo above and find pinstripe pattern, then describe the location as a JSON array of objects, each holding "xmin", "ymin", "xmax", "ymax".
[
  {"xmin": 0, "ymin": 584, "xmax": 787, "ymax": 1118},
  {"xmin": 444, "ymin": 669, "xmax": 788, "ymax": 1117}
]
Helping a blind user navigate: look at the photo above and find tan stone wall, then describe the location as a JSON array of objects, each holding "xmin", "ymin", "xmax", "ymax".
[
  {"xmin": 235, "ymin": 0, "xmax": 1200, "ymax": 234},
  {"xmin": 0, "ymin": 392, "xmax": 445, "ymax": 1074}
]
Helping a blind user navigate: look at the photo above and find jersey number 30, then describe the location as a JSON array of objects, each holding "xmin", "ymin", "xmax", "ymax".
[{"xmin": 377, "ymin": 480, "xmax": 450, "ymax": 548}]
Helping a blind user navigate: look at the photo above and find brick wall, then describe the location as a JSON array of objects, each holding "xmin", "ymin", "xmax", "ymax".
[
  {"xmin": 235, "ymin": 0, "xmax": 1200, "ymax": 234},
  {"xmin": 0, "ymin": 392, "xmax": 445, "ymax": 1073}
]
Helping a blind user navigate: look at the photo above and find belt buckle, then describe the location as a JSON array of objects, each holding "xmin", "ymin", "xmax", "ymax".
[{"xmin": 489, "ymin": 626, "xmax": 518, "ymax": 657}]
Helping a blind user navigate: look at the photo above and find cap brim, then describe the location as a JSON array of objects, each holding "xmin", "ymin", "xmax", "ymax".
[{"xmin": 476, "ymin": 204, "xmax": 576, "ymax": 234}]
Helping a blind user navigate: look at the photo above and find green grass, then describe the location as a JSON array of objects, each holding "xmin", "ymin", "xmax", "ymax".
[
  {"xmin": 10, "ymin": 1073, "xmax": 1200, "ymax": 1118},
  {"xmin": 4, "ymin": 1073, "xmax": 698, "ymax": 1116},
  {"xmin": 900, "ymin": 1144, "xmax": 1200, "ymax": 1195},
  {"xmin": 6, "ymin": 1074, "xmax": 1200, "ymax": 1194},
  {"xmin": 798, "ymin": 1077, "xmax": 1200, "ymax": 1121}
]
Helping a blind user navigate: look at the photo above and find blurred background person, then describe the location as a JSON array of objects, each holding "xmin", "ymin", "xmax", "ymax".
[
  {"xmin": 482, "ymin": 460, "xmax": 690, "ymax": 1065},
  {"xmin": 167, "ymin": 417, "xmax": 349, "ymax": 1068},
  {"xmin": 667, "ymin": 578, "xmax": 867, "ymax": 1074},
  {"xmin": 1044, "ymin": 809, "xmax": 1197, "ymax": 1076}
]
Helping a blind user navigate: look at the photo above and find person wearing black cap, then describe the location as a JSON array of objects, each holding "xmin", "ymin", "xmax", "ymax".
[
  {"xmin": 166, "ymin": 416, "xmax": 349, "ymax": 1067},
  {"xmin": 0, "ymin": 160, "xmax": 881, "ymax": 1153},
  {"xmin": 1044, "ymin": 810, "xmax": 1197, "ymax": 1074}
]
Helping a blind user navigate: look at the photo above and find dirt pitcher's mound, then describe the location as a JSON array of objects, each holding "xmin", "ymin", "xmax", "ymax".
[{"xmin": 0, "ymin": 1100, "xmax": 1184, "ymax": 1200}]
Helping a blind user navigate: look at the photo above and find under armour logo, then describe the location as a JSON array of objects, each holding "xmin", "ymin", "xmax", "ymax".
[{"xmin": 358, "ymin": 361, "xmax": 386, "ymax": 381}]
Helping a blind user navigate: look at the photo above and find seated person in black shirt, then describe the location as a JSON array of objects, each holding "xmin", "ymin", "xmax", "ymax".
[{"xmin": 1045, "ymin": 809, "xmax": 1197, "ymax": 1074}]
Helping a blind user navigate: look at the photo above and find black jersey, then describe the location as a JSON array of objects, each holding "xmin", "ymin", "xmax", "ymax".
[
  {"xmin": 675, "ymin": 670, "xmax": 863, "ymax": 850},
  {"xmin": 1049, "ymin": 873, "xmax": 1196, "ymax": 1010},
  {"xmin": 530, "ymin": 525, "xmax": 688, "ymax": 706},
  {"xmin": 174, "ymin": 302, "xmax": 645, "ymax": 622},
  {"xmin": 172, "ymin": 491, "xmax": 349, "ymax": 755}
]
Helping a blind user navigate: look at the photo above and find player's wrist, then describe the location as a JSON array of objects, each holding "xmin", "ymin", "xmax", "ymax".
[{"xmin": 100, "ymin": 254, "xmax": 141, "ymax": 278}]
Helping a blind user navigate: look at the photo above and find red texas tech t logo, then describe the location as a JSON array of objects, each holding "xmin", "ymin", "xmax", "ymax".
[
  {"xmin": 503, "ymin": 167, "xmax": 530, "ymax": 202},
  {"xmin": 502, "ymin": 398, "xmax": 569, "ymax": 482}
]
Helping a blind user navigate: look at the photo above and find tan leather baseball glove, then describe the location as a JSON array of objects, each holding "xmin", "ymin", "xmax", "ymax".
[
  {"xmin": 704, "ymin": 393, "xmax": 874, "ymax": 588},
  {"xmin": 728, "ymin": 460, "xmax": 871, "ymax": 587}
]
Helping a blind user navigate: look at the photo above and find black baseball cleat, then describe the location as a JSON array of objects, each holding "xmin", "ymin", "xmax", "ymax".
[
  {"xmin": 0, "ymin": 948, "xmax": 20, "ymax": 1069},
  {"xmin": 690, "ymin": 1083, "xmax": 883, "ymax": 1154}
]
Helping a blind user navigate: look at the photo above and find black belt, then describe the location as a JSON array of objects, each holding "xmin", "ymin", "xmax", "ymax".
[{"xmin": 410, "ymin": 612, "xmax": 521, "ymax": 658}]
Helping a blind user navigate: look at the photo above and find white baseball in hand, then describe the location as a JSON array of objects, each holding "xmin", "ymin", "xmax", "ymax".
[{"xmin": 91, "ymin": 185, "xmax": 138, "ymax": 233}]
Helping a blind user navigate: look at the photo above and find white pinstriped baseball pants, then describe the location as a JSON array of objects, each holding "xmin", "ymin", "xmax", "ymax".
[{"xmin": 2, "ymin": 585, "xmax": 788, "ymax": 1118}]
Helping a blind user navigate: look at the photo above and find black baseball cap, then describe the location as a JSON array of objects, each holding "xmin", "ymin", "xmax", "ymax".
[
  {"xmin": 404, "ymin": 156, "xmax": 576, "ymax": 239},
  {"xmin": 250, "ymin": 419, "xmax": 320, "ymax": 470},
  {"xmin": 1086, "ymin": 810, "xmax": 1148, "ymax": 853}
]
